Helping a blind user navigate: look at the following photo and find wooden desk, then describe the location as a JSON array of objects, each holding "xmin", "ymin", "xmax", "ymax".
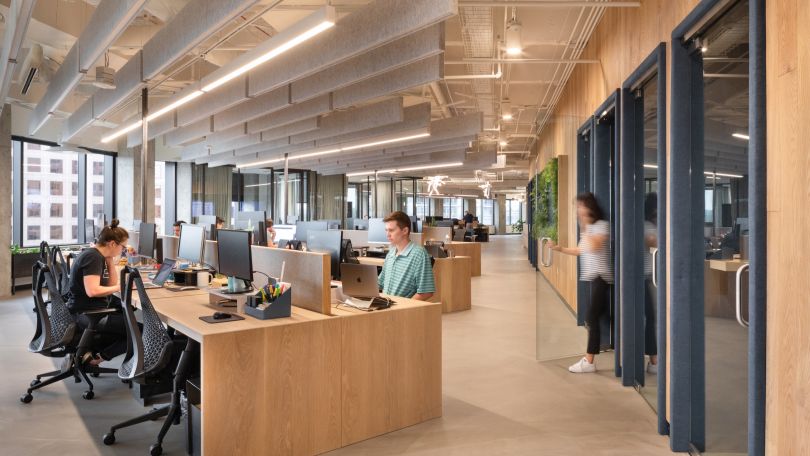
[
  {"xmin": 445, "ymin": 241, "xmax": 482, "ymax": 276},
  {"xmin": 431, "ymin": 256, "xmax": 472, "ymax": 313},
  {"xmin": 137, "ymin": 286, "xmax": 441, "ymax": 455}
]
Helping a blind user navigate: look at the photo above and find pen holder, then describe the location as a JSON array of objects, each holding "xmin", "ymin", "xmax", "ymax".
[{"xmin": 243, "ymin": 283, "xmax": 292, "ymax": 320}]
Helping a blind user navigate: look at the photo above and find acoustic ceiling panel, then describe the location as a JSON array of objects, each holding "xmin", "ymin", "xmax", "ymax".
[
  {"xmin": 289, "ymin": 23, "xmax": 444, "ymax": 104},
  {"xmin": 213, "ymin": 85, "xmax": 290, "ymax": 132},
  {"xmin": 246, "ymin": 94, "xmax": 331, "ymax": 134},
  {"xmin": 29, "ymin": 45, "xmax": 82, "ymax": 134},
  {"xmin": 210, "ymin": 134, "xmax": 261, "ymax": 155},
  {"xmin": 290, "ymin": 97, "xmax": 403, "ymax": 144},
  {"xmin": 203, "ymin": 123, "xmax": 247, "ymax": 147},
  {"xmin": 314, "ymin": 102, "xmax": 431, "ymax": 148},
  {"xmin": 91, "ymin": 50, "xmax": 143, "ymax": 125},
  {"xmin": 62, "ymin": 96, "xmax": 94, "ymax": 142},
  {"xmin": 259, "ymin": 117, "xmax": 320, "ymax": 143},
  {"xmin": 247, "ymin": 0, "xmax": 456, "ymax": 97},
  {"xmin": 176, "ymin": 75, "xmax": 248, "ymax": 127},
  {"xmin": 165, "ymin": 117, "xmax": 213, "ymax": 147},
  {"xmin": 78, "ymin": 0, "xmax": 148, "ymax": 71}
]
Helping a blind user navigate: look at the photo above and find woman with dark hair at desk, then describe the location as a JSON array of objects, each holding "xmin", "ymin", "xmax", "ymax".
[
  {"xmin": 67, "ymin": 219, "xmax": 130, "ymax": 366},
  {"xmin": 548, "ymin": 192, "xmax": 614, "ymax": 373}
]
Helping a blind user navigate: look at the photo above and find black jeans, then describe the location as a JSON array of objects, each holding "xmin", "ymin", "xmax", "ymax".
[
  {"xmin": 644, "ymin": 278, "xmax": 657, "ymax": 356},
  {"xmin": 586, "ymin": 277, "xmax": 609, "ymax": 355},
  {"xmin": 76, "ymin": 312, "xmax": 128, "ymax": 361}
]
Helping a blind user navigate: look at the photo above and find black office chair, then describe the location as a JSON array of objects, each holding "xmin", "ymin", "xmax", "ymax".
[
  {"xmin": 103, "ymin": 266, "xmax": 197, "ymax": 456},
  {"xmin": 50, "ymin": 245, "xmax": 71, "ymax": 296},
  {"xmin": 21, "ymin": 261, "xmax": 119, "ymax": 403}
]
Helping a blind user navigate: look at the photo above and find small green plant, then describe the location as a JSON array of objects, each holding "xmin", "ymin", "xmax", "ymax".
[
  {"xmin": 10, "ymin": 245, "xmax": 40, "ymax": 255},
  {"xmin": 511, "ymin": 219, "xmax": 524, "ymax": 233}
]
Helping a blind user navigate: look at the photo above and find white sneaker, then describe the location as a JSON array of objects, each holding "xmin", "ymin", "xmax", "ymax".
[
  {"xmin": 568, "ymin": 357, "xmax": 596, "ymax": 373},
  {"xmin": 646, "ymin": 362, "xmax": 658, "ymax": 375}
]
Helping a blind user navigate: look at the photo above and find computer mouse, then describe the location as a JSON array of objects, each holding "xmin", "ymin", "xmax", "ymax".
[{"xmin": 212, "ymin": 311, "xmax": 231, "ymax": 320}]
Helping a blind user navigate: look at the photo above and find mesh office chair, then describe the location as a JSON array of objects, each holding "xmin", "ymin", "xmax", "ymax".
[
  {"xmin": 21, "ymin": 261, "xmax": 119, "ymax": 403},
  {"xmin": 103, "ymin": 266, "xmax": 197, "ymax": 456},
  {"xmin": 50, "ymin": 245, "xmax": 71, "ymax": 296}
]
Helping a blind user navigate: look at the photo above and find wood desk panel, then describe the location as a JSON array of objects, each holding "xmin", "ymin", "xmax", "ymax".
[
  {"xmin": 339, "ymin": 300, "xmax": 442, "ymax": 446},
  {"xmin": 446, "ymin": 242, "xmax": 482, "ymax": 276},
  {"xmin": 432, "ymin": 256, "xmax": 472, "ymax": 313},
  {"xmin": 357, "ymin": 256, "xmax": 385, "ymax": 267}
]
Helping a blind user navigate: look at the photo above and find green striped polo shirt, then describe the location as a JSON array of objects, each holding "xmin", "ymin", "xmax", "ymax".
[{"xmin": 378, "ymin": 242, "xmax": 436, "ymax": 298}]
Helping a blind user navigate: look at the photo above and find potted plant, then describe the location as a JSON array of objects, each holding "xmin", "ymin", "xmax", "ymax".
[
  {"xmin": 10, "ymin": 245, "xmax": 41, "ymax": 294},
  {"xmin": 511, "ymin": 218, "xmax": 524, "ymax": 233}
]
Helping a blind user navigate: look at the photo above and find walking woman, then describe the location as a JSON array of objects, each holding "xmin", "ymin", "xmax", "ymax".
[{"xmin": 549, "ymin": 192, "xmax": 614, "ymax": 373}]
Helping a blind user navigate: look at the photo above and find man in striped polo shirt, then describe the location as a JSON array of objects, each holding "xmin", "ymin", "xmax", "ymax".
[{"xmin": 378, "ymin": 211, "xmax": 435, "ymax": 301}]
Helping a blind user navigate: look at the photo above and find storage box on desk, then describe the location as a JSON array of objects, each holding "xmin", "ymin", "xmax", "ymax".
[{"xmin": 243, "ymin": 283, "xmax": 292, "ymax": 320}]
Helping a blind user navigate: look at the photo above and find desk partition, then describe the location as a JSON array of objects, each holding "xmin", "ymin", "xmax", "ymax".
[
  {"xmin": 421, "ymin": 227, "xmax": 452, "ymax": 244},
  {"xmin": 159, "ymin": 235, "xmax": 179, "ymax": 260},
  {"xmin": 250, "ymin": 245, "xmax": 331, "ymax": 315}
]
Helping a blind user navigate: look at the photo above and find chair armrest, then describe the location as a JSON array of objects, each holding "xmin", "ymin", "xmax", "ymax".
[{"xmin": 79, "ymin": 308, "xmax": 120, "ymax": 317}]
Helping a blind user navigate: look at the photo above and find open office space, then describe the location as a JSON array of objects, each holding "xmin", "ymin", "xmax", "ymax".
[{"xmin": 0, "ymin": 0, "xmax": 806, "ymax": 455}]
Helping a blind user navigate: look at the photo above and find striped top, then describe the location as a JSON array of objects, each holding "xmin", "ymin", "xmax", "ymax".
[
  {"xmin": 378, "ymin": 242, "xmax": 436, "ymax": 298},
  {"xmin": 579, "ymin": 220, "xmax": 613, "ymax": 283}
]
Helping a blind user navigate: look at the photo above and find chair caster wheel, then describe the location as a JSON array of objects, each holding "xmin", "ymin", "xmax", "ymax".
[
  {"xmin": 92, "ymin": 372, "xmax": 100, "ymax": 378},
  {"xmin": 102, "ymin": 433, "xmax": 115, "ymax": 445},
  {"xmin": 150, "ymin": 443, "xmax": 162, "ymax": 456},
  {"xmin": 30, "ymin": 379, "xmax": 41, "ymax": 387},
  {"xmin": 20, "ymin": 393, "xmax": 33, "ymax": 403},
  {"xmin": 82, "ymin": 390, "xmax": 94, "ymax": 400}
]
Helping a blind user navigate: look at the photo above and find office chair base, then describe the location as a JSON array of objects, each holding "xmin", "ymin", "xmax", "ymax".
[
  {"xmin": 150, "ymin": 443, "xmax": 162, "ymax": 456},
  {"xmin": 20, "ymin": 393, "xmax": 33, "ymax": 403}
]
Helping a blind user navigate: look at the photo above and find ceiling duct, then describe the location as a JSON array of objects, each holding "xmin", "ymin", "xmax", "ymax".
[
  {"xmin": 19, "ymin": 44, "xmax": 43, "ymax": 95},
  {"xmin": 458, "ymin": 5, "xmax": 497, "ymax": 127},
  {"xmin": 0, "ymin": 0, "xmax": 36, "ymax": 116},
  {"xmin": 30, "ymin": 0, "xmax": 149, "ymax": 135}
]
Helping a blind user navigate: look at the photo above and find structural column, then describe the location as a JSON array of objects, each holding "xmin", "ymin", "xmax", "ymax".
[
  {"xmin": 116, "ymin": 140, "xmax": 155, "ymax": 227},
  {"xmin": 0, "ymin": 105, "xmax": 12, "ymax": 296},
  {"xmin": 496, "ymin": 194, "xmax": 506, "ymax": 234}
]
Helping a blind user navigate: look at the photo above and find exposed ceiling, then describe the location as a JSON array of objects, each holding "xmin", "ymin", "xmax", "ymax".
[{"xmin": 0, "ymin": 0, "xmax": 642, "ymax": 198}]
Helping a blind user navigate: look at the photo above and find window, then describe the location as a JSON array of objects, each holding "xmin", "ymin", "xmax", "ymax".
[
  {"xmin": 71, "ymin": 225, "xmax": 78, "ymax": 240},
  {"xmin": 23, "ymin": 143, "xmax": 79, "ymax": 245},
  {"xmin": 72, "ymin": 203, "xmax": 78, "ymax": 218},
  {"xmin": 475, "ymin": 199, "xmax": 495, "ymax": 225},
  {"xmin": 155, "ymin": 161, "xmax": 166, "ymax": 234},
  {"xmin": 27, "ymin": 180, "xmax": 40, "ymax": 195},
  {"xmin": 505, "ymin": 199, "xmax": 523, "ymax": 226},
  {"xmin": 86, "ymin": 154, "xmax": 107, "ymax": 225},
  {"xmin": 442, "ymin": 198, "xmax": 463, "ymax": 220},
  {"xmin": 27, "ymin": 226, "xmax": 40, "ymax": 241},
  {"xmin": 27, "ymin": 203, "xmax": 40, "ymax": 217},
  {"xmin": 50, "ymin": 159, "xmax": 63, "ymax": 174},
  {"xmin": 27, "ymin": 157, "xmax": 40, "ymax": 173}
]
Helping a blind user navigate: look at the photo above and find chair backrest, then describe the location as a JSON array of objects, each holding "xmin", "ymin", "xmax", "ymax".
[
  {"xmin": 39, "ymin": 241, "xmax": 50, "ymax": 265},
  {"xmin": 118, "ymin": 266, "xmax": 174, "ymax": 381},
  {"xmin": 425, "ymin": 244, "xmax": 448, "ymax": 259},
  {"xmin": 37, "ymin": 262, "xmax": 77, "ymax": 351},
  {"xmin": 50, "ymin": 246, "xmax": 71, "ymax": 296},
  {"xmin": 452, "ymin": 229, "xmax": 465, "ymax": 242},
  {"xmin": 28, "ymin": 261, "xmax": 51, "ymax": 353}
]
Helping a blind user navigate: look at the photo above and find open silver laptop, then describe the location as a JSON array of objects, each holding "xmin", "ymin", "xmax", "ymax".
[
  {"xmin": 340, "ymin": 263, "xmax": 379, "ymax": 299},
  {"xmin": 143, "ymin": 258, "xmax": 176, "ymax": 289}
]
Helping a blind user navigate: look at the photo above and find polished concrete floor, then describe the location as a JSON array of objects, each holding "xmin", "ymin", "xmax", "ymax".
[{"xmin": 0, "ymin": 236, "xmax": 672, "ymax": 455}]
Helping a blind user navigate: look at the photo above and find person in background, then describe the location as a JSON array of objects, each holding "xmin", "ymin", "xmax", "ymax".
[
  {"xmin": 548, "ymin": 192, "xmax": 614, "ymax": 373},
  {"xmin": 172, "ymin": 220, "xmax": 186, "ymax": 236},
  {"xmin": 463, "ymin": 210, "xmax": 474, "ymax": 229},
  {"xmin": 643, "ymin": 193, "xmax": 659, "ymax": 374},
  {"xmin": 67, "ymin": 219, "xmax": 130, "ymax": 366},
  {"xmin": 265, "ymin": 219, "xmax": 277, "ymax": 247},
  {"xmin": 215, "ymin": 216, "xmax": 225, "ymax": 230},
  {"xmin": 378, "ymin": 211, "xmax": 435, "ymax": 301}
]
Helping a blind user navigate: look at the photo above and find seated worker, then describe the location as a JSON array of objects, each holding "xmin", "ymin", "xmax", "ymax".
[
  {"xmin": 265, "ymin": 218, "xmax": 277, "ymax": 247},
  {"xmin": 172, "ymin": 220, "xmax": 186, "ymax": 236},
  {"xmin": 67, "ymin": 219, "xmax": 130, "ymax": 365},
  {"xmin": 215, "ymin": 216, "xmax": 225, "ymax": 230},
  {"xmin": 378, "ymin": 211, "xmax": 435, "ymax": 301}
]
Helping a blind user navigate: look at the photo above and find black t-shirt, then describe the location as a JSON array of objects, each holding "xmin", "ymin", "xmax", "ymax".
[
  {"xmin": 464, "ymin": 213, "xmax": 474, "ymax": 224},
  {"xmin": 68, "ymin": 248, "xmax": 110, "ymax": 312}
]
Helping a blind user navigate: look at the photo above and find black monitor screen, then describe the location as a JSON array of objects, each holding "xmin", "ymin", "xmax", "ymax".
[
  {"xmin": 137, "ymin": 222, "xmax": 157, "ymax": 259},
  {"xmin": 307, "ymin": 230, "xmax": 342, "ymax": 280},
  {"xmin": 368, "ymin": 218, "xmax": 388, "ymax": 243},
  {"xmin": 217, "ymin": 229, "xmax": 253, "ymax": 282},
  {"xmin": 295, "ymin": 221, "xmax": 328, "ymax": 242},
  {"xmin": 178, "ymin": 224, "xmax": 205, "ymax": 265},
  {"xmin": 84, "ymin": 219, "xmax": 95, "ymax": 242}
]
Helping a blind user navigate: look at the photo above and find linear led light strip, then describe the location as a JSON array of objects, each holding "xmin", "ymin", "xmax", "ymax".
[
  {"xmin": 237, "ymin": 132, "xmax": 431, "ymax": 168},
  {"xmin": 643, "ymin": 163, "xmax": 743, "ymax": 179},
  {"xmin": 101, "ymin": 7, "xmax": 336, "ymax": 144},
  {"xmin": 346, "ymin": 161, "xmax": 463, "ymax": 177}
]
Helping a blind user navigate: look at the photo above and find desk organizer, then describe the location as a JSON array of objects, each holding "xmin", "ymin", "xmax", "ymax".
[{"xmin": 243, "ymin": 283, "xmax": 291, "ymax": 320}]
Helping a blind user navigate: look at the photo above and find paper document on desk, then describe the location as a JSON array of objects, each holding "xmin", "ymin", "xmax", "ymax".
[{"xmin": 344, "ymin": 297, "xmax": 374, "ymax": 309}]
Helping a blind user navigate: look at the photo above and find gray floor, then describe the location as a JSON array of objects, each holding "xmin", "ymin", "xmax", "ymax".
[{"xmin": 0, "ymin": 236, "xmax": 672, "ymax": 455}]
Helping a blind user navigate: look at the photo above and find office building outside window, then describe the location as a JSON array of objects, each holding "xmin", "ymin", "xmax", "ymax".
[
  {"xmin": 155, "ymin": 161, "xmax": 166, "ymax": 234},
  {"xmin": 505, "ymin": 199, "xmax": 523, "ymax": 226},
  {"xmin": 442, "ymin": 198, "xmax": 463, "ymax": 220},
  {"xmin": 475, "ymin": 199, "xmax": 495, "ymax": 225},
  {"xmin": 86, "ymin": 154, "xmax": 106, "ymax": 223},
  {"xmin": 22, "ymin": 143, "xmax": 79, "ymax": 246}
]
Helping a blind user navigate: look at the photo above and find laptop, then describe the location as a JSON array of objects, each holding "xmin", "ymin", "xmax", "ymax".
[{"xmin": 143, "ymin": 258, "xmax": 176, "ymax": 289}]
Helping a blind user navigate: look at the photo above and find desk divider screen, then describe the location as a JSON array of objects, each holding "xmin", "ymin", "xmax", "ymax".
[
  {"xmin": 250, "ymin": 245, "xmax": 331, "ymax": 315},
  {"xmin": 159, "ymin": 235, "xmax": 180, "ymax": 261},
  {"xmin": 341, "ymin": 229, "xmax": 369, "ymax": 247},
  {"xmin": 204, "ymin": 240, "xmax": 219, "ymax": 271},
  {"xmin": 421, "ymin": 227, "xmax": 452, "ymax": 244}
]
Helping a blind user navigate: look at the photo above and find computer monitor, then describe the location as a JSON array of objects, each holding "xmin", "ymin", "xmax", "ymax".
[
  {"xmin": 368, "ymin": 218, "xmax": 388, "ymax": 244},
  {"xmin": 353, "ymin": 219, "xmax": 368, "ymax": 230},
  {"xmin": 206, "ymin": 224, "xmax": 218, "ymax": 241},
  {"xmin": 177, "ymin": 224, "xmax": 205, "ymax": 266},
  {"xmin": 436, "ymin": 220, "xmax": 455, "ymax": 228},
  {"xmin": 307, "ymin": 230, "xmax": 343, "ymax": 280},
  {"xmin": 216, "ymin": 229, "xmax": 253, "ymax": 282},
  {"xmin": 197, "ymin": 214, "xmax": 217, "ymax": 225},
  {"xmin": 137, "ymin": 222, "xmax": 157, "ymax": 260},
  {"xmin": 341, "ymin": 239, "xmax": 360, "ymax": 265},
  {"xmin": 253, "ymin": 221, "xmax": 267, "ymax": 246},
  {"xmin": 236, "ymin": 210, "xmax": 266, "ymax": 226},
  {"xmin": 323, "ymin": 219, "xmax": 341, "ymax": 230},
  {"xmin": 84, "ymin": 219, "xmax": 95, "ymax": 243},
  {"xmin": 295, "ymin": 221, "xmax": 328, "ymax": 242},
  {"xmin": 273, "ymin": 224, "xmax": 296, "ymax": 242}
]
